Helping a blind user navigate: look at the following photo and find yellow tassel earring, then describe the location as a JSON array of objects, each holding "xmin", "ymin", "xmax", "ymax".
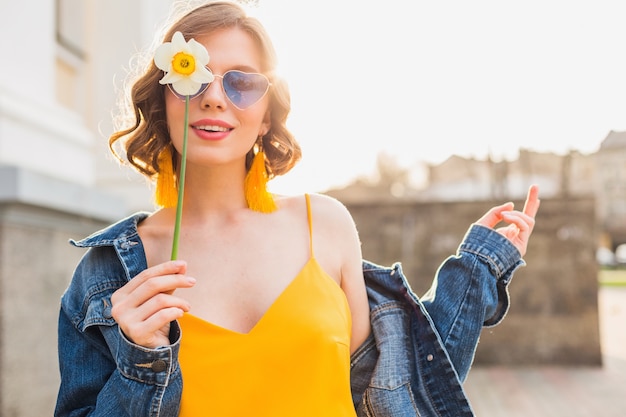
[
  {"xmin": 155, "ymin": 146, "xmax": 178, "ymax": 208},
  {"xmin": 245, "ymin": 140, "xmax": 277, "ymax": 213}
]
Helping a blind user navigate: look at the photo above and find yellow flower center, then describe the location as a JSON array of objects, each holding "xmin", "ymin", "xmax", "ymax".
[{"xmin": 171, "ymin": 52, "xmax": 196, "ymax": 76}]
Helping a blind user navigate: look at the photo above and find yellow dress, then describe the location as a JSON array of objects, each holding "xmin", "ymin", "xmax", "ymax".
[{"xmin": 177, "ymin": 194, "xmax": 356, "ymax": 416}]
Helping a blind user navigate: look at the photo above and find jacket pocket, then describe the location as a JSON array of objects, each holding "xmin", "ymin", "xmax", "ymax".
[
  {"xmin": 81, "ymin": 292, "xmax": 117, "ymax": 331},
  {"xmin": 368, "ymin": 301, "xmax": 413, "ymax": 388},
  {"xmin": 359, "ymin": 383, "xmax": 421, "ymax": 417}
]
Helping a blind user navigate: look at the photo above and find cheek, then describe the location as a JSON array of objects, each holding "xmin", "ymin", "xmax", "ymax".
[
  {"xmin": 165, "ymin": 94, "xmax": 184, "ymax": 119},
  {"xmin": 164, "ymin": 95, "xmax": 185, "ymax": 141},
  {"xmin": 246, "ymin": 100, "xmax": 271, "ymax": 132}
]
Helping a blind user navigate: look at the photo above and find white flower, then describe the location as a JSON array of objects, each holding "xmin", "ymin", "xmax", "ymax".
[{"xmin": 154, "ymin": 31, "xmax": 214, "ymax": 96}]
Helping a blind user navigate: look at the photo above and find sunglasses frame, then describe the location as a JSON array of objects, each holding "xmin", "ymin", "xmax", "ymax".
[{"xmin": 166, "ymin": 69, "xmax": 271, "ymax": 110}]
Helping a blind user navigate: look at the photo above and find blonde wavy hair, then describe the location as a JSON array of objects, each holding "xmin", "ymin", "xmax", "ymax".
[{"xmin": 109, "ymin": 1, "xmax": 301, "ymax": 181}]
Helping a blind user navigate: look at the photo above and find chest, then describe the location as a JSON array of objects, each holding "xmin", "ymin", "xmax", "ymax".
[
  {"xmin": 177, "ymin": 241, "xmax": 310, "ymax": 331},
  {"xmin": 140, "ymin": 216, "xmax": 335, "ymax": 333}
]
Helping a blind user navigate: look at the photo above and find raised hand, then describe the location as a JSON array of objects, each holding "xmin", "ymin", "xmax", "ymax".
[
  {"xmin": 475, "ymin": 185, "xmax": 540, "ymax": 257},
  {"xmin": 110, "ymin": 260, "xmax": 196, "ymax": 349}
]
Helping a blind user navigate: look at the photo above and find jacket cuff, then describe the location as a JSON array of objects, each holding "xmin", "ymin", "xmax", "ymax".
[
  {"xmin": 460, "ymin": 224, "xmax": 525, "ymax": 280},
  {"xmin": 115, "ymin": 321, "xmax": 181, "ymax": 387},
  {"xmin": 460, "ymin": 224, "xmax": 526, "ymax": 327}
]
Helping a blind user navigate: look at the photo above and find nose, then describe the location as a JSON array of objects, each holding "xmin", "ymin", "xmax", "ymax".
[{"xmin": 199, "ymin": 77, "xmax": 227, "ymax": 109}]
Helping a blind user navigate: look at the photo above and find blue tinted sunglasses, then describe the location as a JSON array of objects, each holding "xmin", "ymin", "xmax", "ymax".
[{"xmin": 167, "ymin": 69, "xmax": 271, "ymax": 110}]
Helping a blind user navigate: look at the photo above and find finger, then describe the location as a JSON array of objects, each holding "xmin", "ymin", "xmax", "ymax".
[
  {"xmin": 124, "ymin": 292, "xmax": 191, "ymax": 325},
  {"xmin": 477, "ymin": 202, "xmax": 515, "ymax": 228},
  {"xmin": 112, "ymin": 291, "xmax": 190, "ymax": 344},
  {"xmin": 117, "ymin": 260, "xmax": 187, "ymax": 296},
  {"xmin": 115, "ymin": 273, "xmax": 195, "ymax": 310},
  {"xmin": 522, "ymin": 184, "xmax": 541, "ymax": 218},
  {"xmin": 502, "ymin": 211, "xmax": 535, "ymax": 235},
  {"xmin": 141, "ymin": 306, "xmax": 187, "ymax": 334},
  {"xmin": 123, "ymin": 306, "xmax": 186, "ymax": 347}
]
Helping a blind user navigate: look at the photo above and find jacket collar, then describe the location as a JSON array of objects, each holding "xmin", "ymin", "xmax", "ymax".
[{"xmin": 71, "ymin": 212, "xmax": 150, "ymax": 248}]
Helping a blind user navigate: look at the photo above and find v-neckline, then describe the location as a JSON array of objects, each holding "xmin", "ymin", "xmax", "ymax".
[{"xmin": 182, "ymin": 257, "xmax": 320, "ymax": 336}]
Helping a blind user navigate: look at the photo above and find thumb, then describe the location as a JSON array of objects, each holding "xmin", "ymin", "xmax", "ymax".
[{"xmin": 476, "ymin": 202, "xmax": 514, "ymax": 228}]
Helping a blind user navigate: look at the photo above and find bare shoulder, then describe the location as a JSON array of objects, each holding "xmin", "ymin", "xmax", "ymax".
[
  {"xmin": 302, "ymin": 193, "xmax": 362, "ymax": 273},
  {"xmin": 275, "ymin": 193, "xmax": 355, "ymax": 228},
  {"xmin": 137, "ymin": 209, "xmax": 175, "ymax": 236},
  {"xmin": 305, "ymin": 193, "xmax": 357, "ymax": 230},
  {"xmin": 136, "ymin": 209, "xmax": 176, "ymax": 266}
]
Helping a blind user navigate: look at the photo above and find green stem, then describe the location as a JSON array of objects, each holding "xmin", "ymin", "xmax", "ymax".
[{"xmin": 171, "ymin": 96, "xmax": 189, "ymax": 260}]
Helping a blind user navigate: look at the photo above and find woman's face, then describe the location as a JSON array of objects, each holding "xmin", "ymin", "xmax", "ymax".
[{"xmin": 165, "ymin": 27, "xmax": 270, "ymax": 170}]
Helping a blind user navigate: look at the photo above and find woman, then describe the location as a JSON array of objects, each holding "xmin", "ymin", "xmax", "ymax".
[{"xmin": 55, "ymin": 2, "xmax": 539, "ymax": 416}]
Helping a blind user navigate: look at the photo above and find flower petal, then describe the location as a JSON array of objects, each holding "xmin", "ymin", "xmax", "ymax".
[
  {"xmin": 170, "ymin": 31, "xmax": 188, "ymax": 51},
  {"xmin": 188, "ymin": 38, "xmax": 210, "ymax": 66},
  {"xmin": 154, "ymin": 43, "xmax": 175, "ymax": 71},
  {"xmin": 154, "ymin": 31, "xmax": 213, "ymax": 97},
  {"xmin": 191, "ymin": 66, "xmax": 214, "ymax": 84},
  {"xmin": 171, "ymin": 78, "xmax": 202, "ymax": 96},
  {"xmin": 159, "ymin": 71, "xmax": 183, "ymax": 85}
]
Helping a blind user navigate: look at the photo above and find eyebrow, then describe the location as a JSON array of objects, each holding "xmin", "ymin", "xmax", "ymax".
[{"xmin": 206, "ymin": 64, "xmax": 263, "ymax": 74}]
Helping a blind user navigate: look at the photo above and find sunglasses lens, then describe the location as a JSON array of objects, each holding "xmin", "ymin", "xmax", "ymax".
[
  {"xmin": 168, "ymin": 83, "xmax": 209, "ymax": 100},
  {"xmin": 222, "ymin": 71, "xmax": 269, "ymax": 109}
]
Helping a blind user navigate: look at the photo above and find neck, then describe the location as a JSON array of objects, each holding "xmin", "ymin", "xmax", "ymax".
[{"xmin": 179, "ymin": 162, "xmax": 249, "ymax": 221}]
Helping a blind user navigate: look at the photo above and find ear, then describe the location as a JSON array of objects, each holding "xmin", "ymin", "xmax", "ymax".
[{"xmin": 259, "ymin": 111, "xmax": 271, "ymax": 137}]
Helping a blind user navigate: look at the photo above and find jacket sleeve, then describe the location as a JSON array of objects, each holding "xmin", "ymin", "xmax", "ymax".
[
  {"xmin": 55, "ymin": 305, "xmax": 183, "ymax": 417},
  {"xmin": 420, "ymin": 224, "xmax": 525, "ymax": 381},
  {"xmin": 55, "ymin": 247, "xmax": 183, "ymax": 417}
]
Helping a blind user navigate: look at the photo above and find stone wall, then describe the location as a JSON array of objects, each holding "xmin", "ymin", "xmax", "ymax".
[
  {"xmin": 0, "ymin": 165, "xmax": 123, "ymax": 416},
  {"xmin": 345, "ymin": 196, "xmax": 602, "ymax": 366},
  {"xmin": 0, "ymin": 203, "xmax": 110, "ymax": 416}
]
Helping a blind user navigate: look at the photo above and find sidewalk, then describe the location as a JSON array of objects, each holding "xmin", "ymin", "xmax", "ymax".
[{"xmin": 464, "ymin": 286, "xmax": 626, "ymax": 417}]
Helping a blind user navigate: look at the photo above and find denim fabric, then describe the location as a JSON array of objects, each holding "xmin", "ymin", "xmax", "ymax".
[
  {"xmin": 54, "ymin": 212, "xmax": 185, "ymax": 417},
  {"xmin": 56, "ymin": 213, "xmax": 523, "ymax": 417},
  {"xmin": 351, "ymin": 225, "xmax": 524, "ymax": 417}
]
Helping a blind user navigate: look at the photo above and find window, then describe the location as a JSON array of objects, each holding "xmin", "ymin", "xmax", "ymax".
[
  {"xmin": 56, "ymin": 0, "xmax": 86, "ymax": 59},
  {"xmin": 55, "ymin": 0, "xmax": 86, "ymax": 111}
]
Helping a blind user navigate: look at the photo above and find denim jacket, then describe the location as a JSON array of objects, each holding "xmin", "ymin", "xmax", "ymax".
[{"xmin": 55, "ymin": 212, "xmax": 523, "ymax": 417}]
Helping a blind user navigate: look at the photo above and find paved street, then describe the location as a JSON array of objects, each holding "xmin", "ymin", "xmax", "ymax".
[{"xmin": 464, "ymin": 286, "xmax": 626, "ymax": 416}]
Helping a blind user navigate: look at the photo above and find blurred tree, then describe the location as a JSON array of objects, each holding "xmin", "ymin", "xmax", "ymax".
[{"xmin": 373, "ymin": 152, "xmax": 411, "ymax": 197}]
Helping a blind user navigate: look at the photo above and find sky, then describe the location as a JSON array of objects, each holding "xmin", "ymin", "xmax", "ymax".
[{"xmin": 199, "ymin": 1, "xmax": 626, "ymax": 193}]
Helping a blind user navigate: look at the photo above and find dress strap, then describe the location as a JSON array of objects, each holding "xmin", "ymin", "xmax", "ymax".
[{"xmin": 304, "ymin": 194, "xmax": 314, "ymax": 257}]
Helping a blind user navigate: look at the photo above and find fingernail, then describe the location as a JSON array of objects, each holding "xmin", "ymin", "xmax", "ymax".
[{"xmin": 186, "ymin": 276, "xmax": 196, "ymax": 284}]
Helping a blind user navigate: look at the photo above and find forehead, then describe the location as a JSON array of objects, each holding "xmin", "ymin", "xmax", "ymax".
[{"xmin": 195, "ymin": 27, "xmax": 264, "ymax": 72}]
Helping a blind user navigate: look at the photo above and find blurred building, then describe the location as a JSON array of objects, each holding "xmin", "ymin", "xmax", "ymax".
[
  {"xmin": 594, "ymin": 130, "xmax": 626, "ymax": 246},
  {"xmin": 328, "ymin": 133, "xmax": 626, "ymax": 252}
]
